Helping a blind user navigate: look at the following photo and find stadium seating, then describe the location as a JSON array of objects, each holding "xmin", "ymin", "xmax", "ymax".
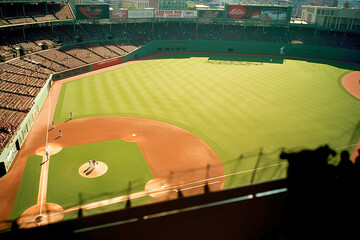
[
  {"xmin": 0, "ymin": 109, "xmax": 26, "ymax": 150},
  {"xmin": 62, "ymin": 46, "xmax": 104, "ymax": 64},
  {"xmin": 86, "ymin": 44, "xmax": 119, "ymax": 59},
  {"xmin": 0, "ymin": 92, "xmax": 34, "ymax": 112},
  {"xmin": 0, "ymin": 2, "xmax": 74, "ymax": 25},
  {"xmin": 0, "ymin": 35, "xmax": 140, "ymax": 152},
  {"xmin": 52, "ymin": 2, "xmax": 74, "ymax": 20},
  {"xmin": 101, "ymin": 43, "xmax": 128, "ymax": 56},
  {"xmin": 0, "ymin": 71, "xmax": 46, "ymax": 88}
]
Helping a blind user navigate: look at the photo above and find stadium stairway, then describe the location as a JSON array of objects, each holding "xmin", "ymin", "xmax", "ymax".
[
  {"xmin": 139, "ymin": 24, "xmax": 152, "ymax": 41},
  {"xmin": 183, "ymin": 25, "xmax": 190, "ymax": 40},
  {"xmin": 242, "ymin": 27, "xmax": 250, "ymax": 41}
]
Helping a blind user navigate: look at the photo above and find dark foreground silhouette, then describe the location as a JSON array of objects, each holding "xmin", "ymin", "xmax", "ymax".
[{"xmin": 277, "ymin": 146, "xmax": 360, "ymax": 239}]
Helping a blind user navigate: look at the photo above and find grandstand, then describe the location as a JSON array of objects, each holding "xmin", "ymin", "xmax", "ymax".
[{"xmin": 0, "ymin": 1, "xmax": 359, "ymax": 238}]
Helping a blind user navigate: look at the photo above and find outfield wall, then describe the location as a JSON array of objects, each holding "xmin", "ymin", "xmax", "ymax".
[
  {"xmin": 52, "ymin": 40, "xmax": 360, "ymax": 81},
  {"xmin": 124, "ymin": 40, "xmax": 360, "ymax": 63}
]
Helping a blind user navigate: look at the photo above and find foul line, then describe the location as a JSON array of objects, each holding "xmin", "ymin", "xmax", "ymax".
[
  {"xmin": 45, "ymin": 92, "xmax": 51, "ymax": 152},
  {"xmin": 39, "ymin": 90, "xmax": 52, "ymax": 221},
  {"xmin": 334, "ymin": 143, "xmax": 360, "ymax": 151}
]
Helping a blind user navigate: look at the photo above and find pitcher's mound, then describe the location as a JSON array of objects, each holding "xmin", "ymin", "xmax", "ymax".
[{"xmin": 78, "ymin": 161, "xmax": 108, "ymax": 178}]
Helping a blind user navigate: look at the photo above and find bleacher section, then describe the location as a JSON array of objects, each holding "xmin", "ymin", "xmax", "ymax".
[
  {"xmin": 0, "ymin": 39, "xmax": 138, "ymax": 153},
  {"xmin": 0, "ymin": 109, "xmax": 26, "ymax": 150},
  {"xmin": 0, "ymin": 2, "xmax": 74, "ymax": 26},
  {"xmin": 2, "ymin": 22, "xmax": 359, "ymax": 63}
]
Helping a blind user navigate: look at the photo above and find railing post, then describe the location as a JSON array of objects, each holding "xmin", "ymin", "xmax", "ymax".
[{"xmin": 250, "ymin": 147, "xmax": 263, "ymax": 184}]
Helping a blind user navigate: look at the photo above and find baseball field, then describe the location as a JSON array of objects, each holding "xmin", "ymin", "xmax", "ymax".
[{"xmin": 6, "ymin": 53, "xmax": 360, "ymax": 228}]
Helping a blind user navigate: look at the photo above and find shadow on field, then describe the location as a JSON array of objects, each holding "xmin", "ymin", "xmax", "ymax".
[
  {"xmin": 264, "ymin": 145, "xmax": 360, "ymax": 239},
  {"xmin": 154, "ymin": 53, "xmax": 360, "ymax": 70}
]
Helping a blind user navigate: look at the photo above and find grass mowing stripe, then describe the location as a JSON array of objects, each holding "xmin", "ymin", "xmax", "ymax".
[
  {"xmin": 10, "ymin": 155, "xmax": 42, "ymax": 219},
  {"xmin": 53, "ymin": 55, "xmax": 360, "ymax": 186}
]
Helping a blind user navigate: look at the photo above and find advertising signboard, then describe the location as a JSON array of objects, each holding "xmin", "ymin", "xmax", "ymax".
[
  {"xmin": 155, "ymin": 10, "xmax": 183, "ymax": 18},
  {"xmin": 128, "ymin": 10, "xmax": 154, "ymax": 18},
  {"xmin": 111, "ymin": 10, "xmax": 128, "ymax": 19},
  {"xmin": 75, "ymin": 4, "xmax": 110, "ymax": 20},
  {"xmin": 182, "ymin": 10, "xmax": 198, "ymax": 18},
  {"xmin": 198, "ymin": 10, "xmax": 224, "ymax": 19},
  {"xmin": 226, "ymin": 5, "xmax": 289, "ymax": 21},
  {"xmin": 93, "ymin": 57, "xmax": 122, "ymax": 70},
  {"xmin": 227, "ymin": 5, "xmax": 248, "ymax": 19},
  {"xmin": 155, "ymin": 10, "xmax": 197, "ymax": 18},
  {"xmin": 260, "ymin": 8, "xmax": 287, "ymax": 21}
]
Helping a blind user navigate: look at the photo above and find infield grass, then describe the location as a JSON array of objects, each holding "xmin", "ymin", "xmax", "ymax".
[
  {"xmin": 46, "ymin": 139, "xmax": 153, "ymax": 209},
  {"xmin": 10, "ymin": 139, "xmax": 153, "ymax": 220},
  {"xmin": 53, "ymin": 54, "xmax": 360, "ymax": 187}
]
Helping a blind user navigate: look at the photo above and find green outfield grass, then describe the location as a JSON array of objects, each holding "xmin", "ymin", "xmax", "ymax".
[{"xmin": 53, "ymin": 54, "xmax": 360, "ymax": 183}]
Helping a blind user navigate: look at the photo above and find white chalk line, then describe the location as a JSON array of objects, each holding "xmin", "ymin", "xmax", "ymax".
[
  {"xmin": 334, "ymin": 143, "xmax": 360, "ymax": 151},
  {"xmin": 38, "ymin": 90, "xmax": 52, "ymax": 224}
]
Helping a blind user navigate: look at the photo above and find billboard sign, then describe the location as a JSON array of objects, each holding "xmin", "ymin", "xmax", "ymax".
[
  {"xmin": 111, "ymin": 10, "xmax": 128, "ymax": 19},
  {"xmin": 227, "ymin": 5, "xmax": 247, "ymax": 18},
  {"xmin": 76, "ymin": 4, "xmax": 110, "ymax": 20},
  {"xmin": 226, "ymin": 5, "xmax": 289, "ymax": 21},
  {"xmin": 155, "ymin": 10, "xmax": 183, "ymax": 18},
  {"xmin": 182, "ymin": 10, "xmax": 198, "ymax": 18},
  {"xmin": 128, "ymin": 10, "xmax": 154, "ymax": 18},
  {"xmin": 260, "ymin": 8, "xmax": 287, "ymax": 21},
  {"xmin": 93, "ymin": 57, "xmax": 122, "ymax": 70},
  {"xmin": 198, "ymin": 10, "xmax": 224, "ymax": 19},
  {"xmin": 155, "ymin": 10, "xmax": 197, "ymax": 18}
]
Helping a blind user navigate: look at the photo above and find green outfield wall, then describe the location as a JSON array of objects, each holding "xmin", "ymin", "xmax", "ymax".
[
  {"xmin": 125, "ymin": 40, "xmax": 360, "ymax": 63},
  {"xmin": 52, "ymin": 40, "xmax": 360, "ymax": 81}
]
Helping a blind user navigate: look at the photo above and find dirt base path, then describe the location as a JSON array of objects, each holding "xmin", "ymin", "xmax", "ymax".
[
  {"xmin": 342, "ymin": 71, "xmax": 360, "ymax": 100},
  {"xmin": 341, "ymin": 71, "xmax": 360, "ymax": 162}
]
